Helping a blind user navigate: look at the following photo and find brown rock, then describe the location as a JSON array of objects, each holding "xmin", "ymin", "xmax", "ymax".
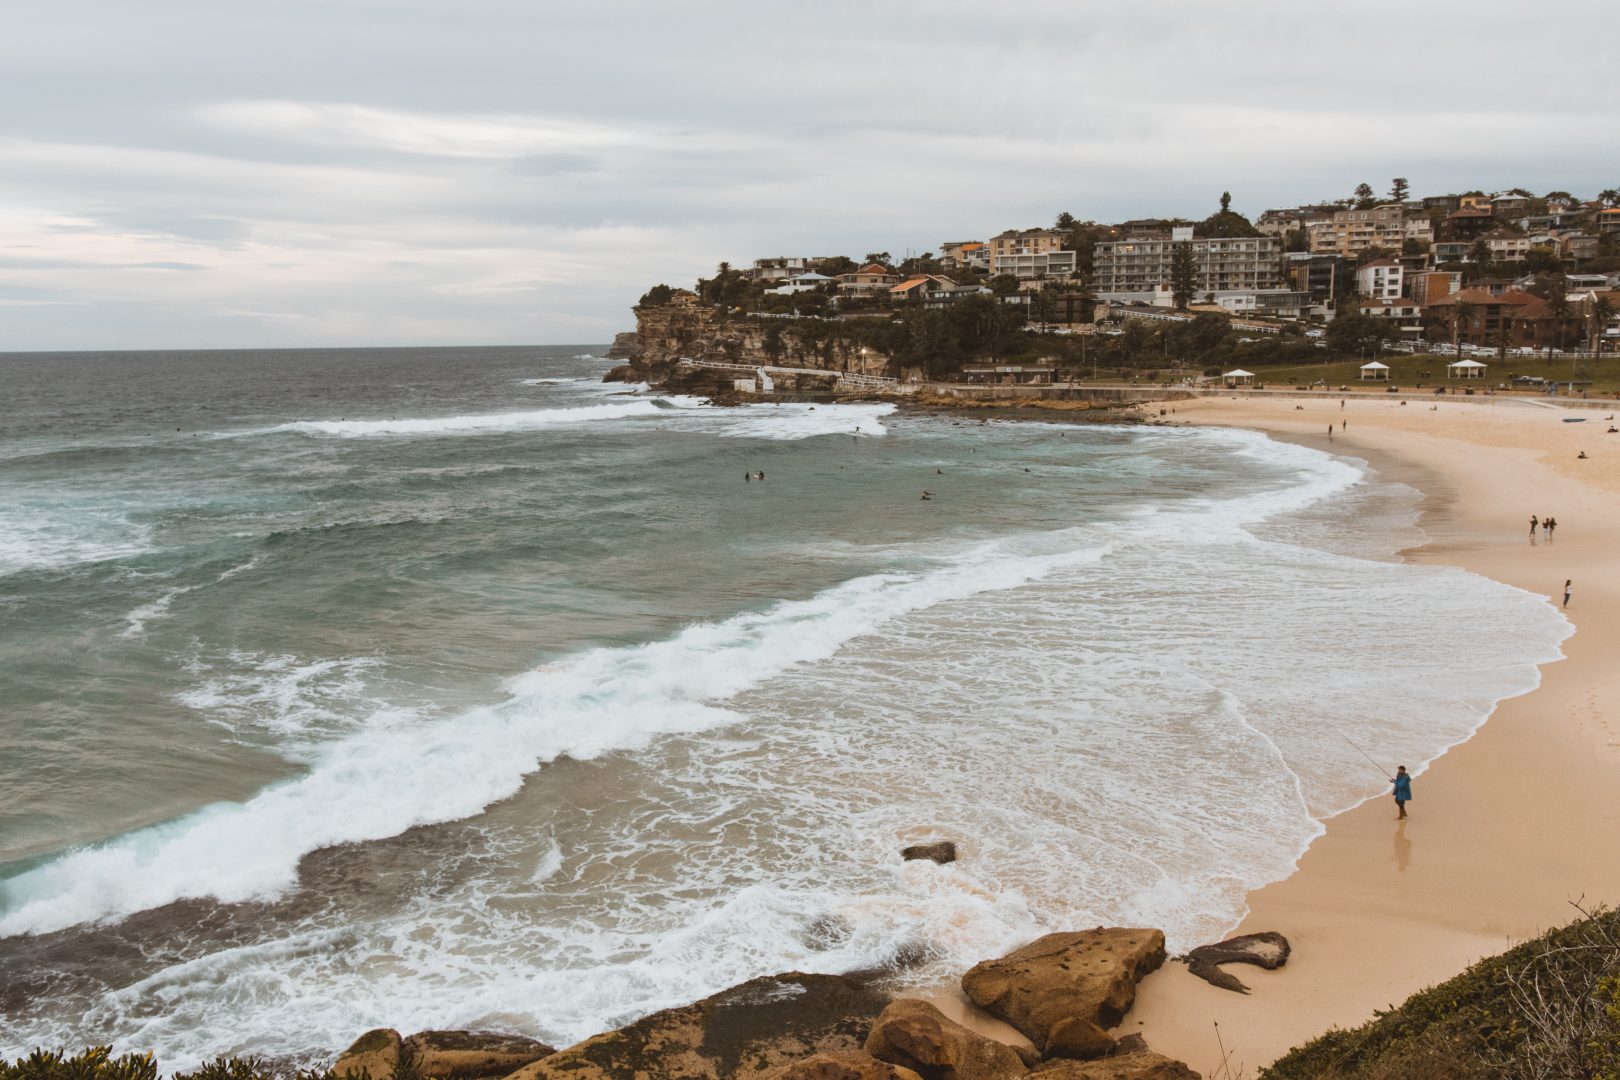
[
  {"xmin": 1185, "ymin": 960, "xmax": 1249, "ymax": 995},
  {"xmin": 900, "ymin": 842, "xmax": 957, "ymax": 864},
  {"xmin": 602, "ymin": 363, "xmax": 638, "ymax": 383},
  {"xmin": 1043, "ymin": 1017, "xmax": 1116, "ymax": 1061},
  {"xmin": 1184, "ymin": 931, "xmax": 1289, "ymax": 970},
  {"xmin": 402, "ymin": 1031, "xmax": 556, "ymax": 1078},
  {"xmin": 334, "ymin": 1028, "xmax": 402, "ymax": 1080},
  {"xmin": 510, "ymin": 972, "xmax": 890, "ymax": 1080},
  {"xmin": 960, "ymin": 929, "xmax": 1166, "ymax": 1053},
  {"xmin": 1109, "ymin": 1035, "xmax": 1149, "ymax": 1057},
  {"xmin": 1029, "ymin": 1051, "xmax": 1199, "ymax": 1079},
  {"xmin": 863, "ymin": 998, "xmax": 1027, "ymax": 1080},
  {"xmin": 767, "ymin": 1051, "xmax": 927, "ymax": 1080}
]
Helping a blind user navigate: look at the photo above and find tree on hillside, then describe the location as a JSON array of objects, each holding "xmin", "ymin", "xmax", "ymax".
[
  {"xmin": 1326, "ymin": 311, "xmax": 1385, "ymax": 356},
  {"xmin": 1390, "ymin": 177, "xmax": 1410, "ymax": 203},
  {"xmin": 1220, "ymin": 191, "xmax": 1232, "ymax": 213},
  {"xmin": 1055, "ymin": 211, "xmax": 1077, "ymax": 231},
  {"xmin": 1470, "ymin": 239, "xmax": 1493, "ymax": 268},
  {"xmin": 1170, "ymin": 242, "xmax": 1197, "ymax": 310},
  {"xmin": 1600, "ymin": 189, "xmax": 1619, "ymax": 207},
  {"xmin": 987, "ymin": 274, "xmax": 1022, "ymax": 296},
  {"xmin": 637, "ymin": 284, "xmax": 677, "ymax": 307},
  {"xmin": 1451, "ymin": 299, "xmax": 1477, "ymax": 357},
  {"xmin": 864, "ymin": 252, "xmax": 892, "ymax": 267},
  {"xmin": 817, "ymin": 255, "xmax": 857, "ymax": 277},
  {"xmin": 1354, "ymin": 182, "xmax": 1376, "ymax": 208}
]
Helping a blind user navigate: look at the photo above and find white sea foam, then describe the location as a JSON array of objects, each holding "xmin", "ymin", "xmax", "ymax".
[
  {"xmin": 0, "ymin": 502, "xmax": 154, "ymax": 578},
  {"xmin": 0, "ymin": 532, "xmax": 1109, "ymax": 938}
]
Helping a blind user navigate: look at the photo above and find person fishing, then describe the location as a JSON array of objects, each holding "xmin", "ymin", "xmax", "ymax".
[{"xmin": 1393, "ymin": 766, "xmax": 1412, "ymax": 819}]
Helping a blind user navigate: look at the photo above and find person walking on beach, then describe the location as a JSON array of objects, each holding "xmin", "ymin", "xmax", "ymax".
[
  {"xmin": 1542, "ymin": 517, "xmax": 1552, "ymax": 541},
  {"xmin": 1564, "ymin": 579, "xmax": 1572, "ymax": 608},
  {"xmin": 1327, "ymin": 424, "xmax": 1334, "ymax": 440},
  {"xmin": 1530, "ymin": 515, "xmax": 1538, "ymax": 540},
  {"xmin": 1546, "ymin": 517, "xmax": 1556, "ymax": 542},
  {"xmin": 1393, "ymin": 766, "xmax": 1412, "ymax": 819}
]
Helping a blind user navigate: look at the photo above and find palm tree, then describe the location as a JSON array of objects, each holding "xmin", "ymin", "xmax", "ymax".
[
  {"xmin": 1590, "ymin": 296, "xmax": 1615, "ymax": 356},
  {"xmin": 1599, "ymin": 189, "xmax": 1619, "ymax": 208},
  {"xmin": 1452, "ymin": 300, "xmax": 1477, "ymax": 358},
  {"xmin": 1544, "ymin": 291, "xmax": 1571, "ymax": 365}
]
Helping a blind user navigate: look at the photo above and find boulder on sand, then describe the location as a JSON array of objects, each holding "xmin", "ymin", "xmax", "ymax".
[
  {"xmin": 508, "ymin": 972, "xmax": 890, "ymax": 1080},
  {"xmin": 960, "ymin": 929, "xmax": 1166, "ymax": 1055},
  {"xmin": 767, "ymin": 1051, "xmax": 926, "ymax": 1080},
  {"xmin": 1028, "ymin": 1051, "xmax": 1199, "ymax": 1079},
  {"xmin": 1184, "ymin": 931, "xmax": 1289, "ymax": 970},
  {"xmin": 863, "ymin": 998, "xmax": 1027, "ymax": 1080},
  {"xmin": 900, "ymin": 842, "xmax": 957, "ymax": 864},
  {"xmin": 401, "ymin": 1031, "xmax": 556, "ymax": 1078},
  {"xmin": 334, "ymin": 1028, "xmax": 402, "ymax": 1079}
]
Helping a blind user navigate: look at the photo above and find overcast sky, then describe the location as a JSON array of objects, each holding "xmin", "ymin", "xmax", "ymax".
[{"xmin": 1, "ymin": 1, "xmax": 1614, "ymax": 351}]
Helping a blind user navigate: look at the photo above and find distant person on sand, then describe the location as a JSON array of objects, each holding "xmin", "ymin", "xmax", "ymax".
[
  {"xmin": 1393, "ymin": 766, "xmax": 1412, "ymax": 819},
  {"xmin": 1327, "ymin": 424, "xmax": 1333, "ymax": 440},
  {"xmin": 1530, "ymin": 515, "xmax": 1538, "ymax": 539},
  {"xmin": 1564, "ymin": 579, "xmax": 1573, "ymax": 608},
  {"xmin": 1546, "ymin": 517, "xmax": 1556, "ymax": 541}
]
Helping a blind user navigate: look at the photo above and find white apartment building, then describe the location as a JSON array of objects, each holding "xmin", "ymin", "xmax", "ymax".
[
  {"xmin": 988, "ymin": 228, "xmax": 1076, "ymax": 279},
  {"xmin": 1092, "ymin": 227, "xmax": 1282, "ymax": 297},
  {"xmin": 1356, "ymin": 259, "xmax": 1404, "ymax": 301}
]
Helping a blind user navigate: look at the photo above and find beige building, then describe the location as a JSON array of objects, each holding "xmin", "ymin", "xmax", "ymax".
[
  {"xmin": 1482, "ymin": 229, "xmax": 1532, "ymax": 263},
  {"xmin": 836, "ymin": 263, "xmax": 898, "ymax": 294},
  {"xmin": 1092, "ymin": 227, "xmax": 1282, "ymax": 296},
  {"xmin": 988, "ymin": 229, "xmax": 1071, "ymax": 277},
  {"xmin": 1308, "ymin": 204, "xmax": 1408, "ymax": 257},
  {"xmin": 939, "ymin": 241, "xmax": 989, "ymax": 271}
]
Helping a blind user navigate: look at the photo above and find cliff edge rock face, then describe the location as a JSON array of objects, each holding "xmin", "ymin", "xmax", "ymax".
[
  {"xmin": 507, "ymin": 972, "xmax": 891, "ymax": 1080},
  {"xmin": 603, "ymin": 331, "xmax": 639, "ymax": 361},
  {"xmin": 622, "ymin": 291, "xmax": 896, "ymax": 387}
]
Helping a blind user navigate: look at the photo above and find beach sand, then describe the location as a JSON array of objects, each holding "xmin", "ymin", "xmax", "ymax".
[{"xmin": 937, "ymin": 391, "xmax": 1620, "ymax": 1076}]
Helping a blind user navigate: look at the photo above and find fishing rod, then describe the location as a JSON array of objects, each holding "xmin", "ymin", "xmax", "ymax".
[{"xmin": 1337, "ymin": 731, "xmax": 1394, "ymax": 782}]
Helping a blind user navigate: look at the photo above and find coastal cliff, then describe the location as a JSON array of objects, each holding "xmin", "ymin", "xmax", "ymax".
[{"xmin": 606, "ymin": 290, "xmax": 901, "ymax": 390}]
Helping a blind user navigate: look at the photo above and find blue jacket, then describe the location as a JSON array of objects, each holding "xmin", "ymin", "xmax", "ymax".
[{"xmin": 1393, "ymin": 774, "xmax": 1412, "ymax": 801}]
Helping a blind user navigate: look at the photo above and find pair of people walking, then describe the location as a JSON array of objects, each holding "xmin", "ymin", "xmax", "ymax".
[{"xmin": 1529, "ymin": 515, "xmax": 1558, "ymax": 542}]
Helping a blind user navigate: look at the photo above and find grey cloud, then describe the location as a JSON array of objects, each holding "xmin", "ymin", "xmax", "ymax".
[{"xmin": 0, "ymin": 0, "xmax": 1615, "ymax": 350}]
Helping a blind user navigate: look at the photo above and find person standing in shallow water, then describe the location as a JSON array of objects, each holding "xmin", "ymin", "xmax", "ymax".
[{"xmin": 1393, "ymin": 766, "xmax": 1412, "ymax": 819}]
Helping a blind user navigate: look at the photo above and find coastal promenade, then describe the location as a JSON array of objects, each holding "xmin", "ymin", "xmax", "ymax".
[{"xmin": 1108, "ymin": 394, "xmax": 1620, "ymax": 1074}]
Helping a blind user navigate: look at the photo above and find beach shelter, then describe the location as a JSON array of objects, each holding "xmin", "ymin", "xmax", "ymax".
[
  {"xmin": 1221, "ymin": 368, "xmax": 1256, "ymax": 388},
  {"xmin": 1447, "ymin": 358, "xmax": 1487, "ymax": 379},
  {"xmin": 1358, "ymin": 361, "xmax": 1390, "ymax": 380}
]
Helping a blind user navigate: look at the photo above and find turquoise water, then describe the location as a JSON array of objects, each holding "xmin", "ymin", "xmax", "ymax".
[{"xmin": 0, "ymin": 346, "xmax": 1569, "ymax": 1066}]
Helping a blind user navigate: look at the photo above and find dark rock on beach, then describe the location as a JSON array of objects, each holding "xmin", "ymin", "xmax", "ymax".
[
  {"xmin": 901, "ymin": 841, "xmax": 958, "ymax": 864},
  {"xmin": 602, "ymin": 363, "xmax": 639, "ymax": 383},
  {"xmin": 864, "ymin": 998, "xmax": 1028, "ymax": 1080},
  {"xmin": 1185, "ymin": 960, "xmax": 1250, "ymax": 995},
  {"xmin": 1184, "ymin": 930, "xmax": 1290, "ymax": 970},
  {"xmin": 507, "ymin": 972, "xmax": 891, "ymax": 1080},
  {"xmin": 960, "ymin": 929, "xmax": 1166, "ymax": 1056}
]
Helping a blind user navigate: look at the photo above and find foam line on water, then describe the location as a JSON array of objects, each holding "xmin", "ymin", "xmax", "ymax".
[
  {"xmin": 121, "ymin": 559, "xmax": 260, "ymax": 638},
  {"xmin": 231, "ymin": 400, "xmax": 668, "ymax": 438},
  {"xmin": 0, "ymin": 534, "xmax": 1111, "ymax": 938}
]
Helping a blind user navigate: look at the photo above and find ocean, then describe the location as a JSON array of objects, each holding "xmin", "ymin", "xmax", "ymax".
[{"xmin": 0, "ymin": 345, "xmax": 1569, "ymax": 1067}]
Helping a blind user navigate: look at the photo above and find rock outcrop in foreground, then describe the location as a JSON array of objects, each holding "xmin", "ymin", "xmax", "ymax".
[
  {"xmin": 507, "ymin": 972, "xmax": 890, "ymax": 1080},
  {"xmin": 863, "ymin": 998, "xmax": 1028, "ymax": 1080},
  {"xmin": 960, "ymin": 929, "xmax": 1167, "ymax": 1058},
  {"xmin": 1182, "ymin": 931, "xmax": 1291, "ymax": 995},
  {"xmin": 1028, "ymin": 1051, "xmax": 1199, "ymax": 1079},
  {"xmin": 334, "ymin": 1030, "xmax": 555, "ymax": 1080}
]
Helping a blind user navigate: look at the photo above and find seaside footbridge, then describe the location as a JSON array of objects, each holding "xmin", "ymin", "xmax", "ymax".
[{"xmin": 674, "ymin": 358, "xmax": 914, "ymax": 395}]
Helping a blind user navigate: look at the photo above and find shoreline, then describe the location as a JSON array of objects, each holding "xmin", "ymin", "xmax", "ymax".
[{"xmin": 1109, "ymin": 395, "xmax": 1620, "ymax": 1074}]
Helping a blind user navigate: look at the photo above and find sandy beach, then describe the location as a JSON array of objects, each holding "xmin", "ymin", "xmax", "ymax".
[
  {"xmin": 1127, "ymin": 392, "xmax": 1620, "ymax": 1075},
  {"xmin": 931, "ymin": 390, "xmax": 1620, "ymax": 1075}
]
